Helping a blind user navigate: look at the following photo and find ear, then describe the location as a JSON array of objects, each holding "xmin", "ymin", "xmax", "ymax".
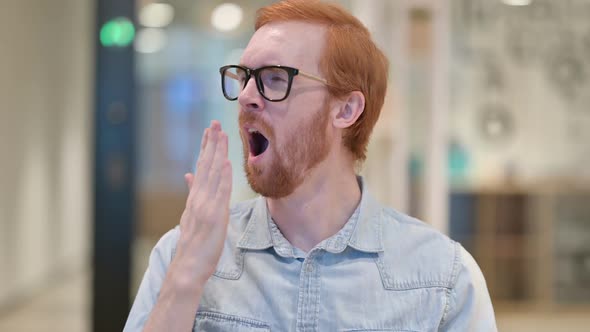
[{"xmin": 332, "ymin": 91, "xmax": 365, "ymax": 129}]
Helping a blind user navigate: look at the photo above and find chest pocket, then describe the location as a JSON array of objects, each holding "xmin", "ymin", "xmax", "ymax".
[{"xmin": 194, "ymin": 311, "xmax": 271, "ymax": 332}]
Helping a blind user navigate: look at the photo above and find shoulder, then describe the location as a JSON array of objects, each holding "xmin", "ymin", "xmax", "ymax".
[{"xmin": 376, "ymin": 207, "xmax": 462, "ymax": 290}]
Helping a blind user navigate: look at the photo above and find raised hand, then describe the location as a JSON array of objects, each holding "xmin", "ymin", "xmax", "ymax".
[
  {"xmin": 142, "ymin": 120, "xmax": 233, "ymax": 332},
  {"xmin": 175, "ymin": 120, "xmax": 233, "ymax": 285}
]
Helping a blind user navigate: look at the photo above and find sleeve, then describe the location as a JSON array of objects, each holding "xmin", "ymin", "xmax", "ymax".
[
  {"xmin": 439, "ymin": 245, "xmax": 498, "ymax": 332},
  {"xmin": 123, "ymin": 227, "xmax": 180, "ymax": 332}
]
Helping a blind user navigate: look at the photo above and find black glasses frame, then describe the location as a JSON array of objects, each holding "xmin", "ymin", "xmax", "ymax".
[{"xmin": 219, "ymin": 64, "xmax": 328, "ymax": 102}]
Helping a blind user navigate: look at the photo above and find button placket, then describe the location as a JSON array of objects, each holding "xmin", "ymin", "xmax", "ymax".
[{"xmin": 296, "ymin": 250, "xmax": 322, "ymax": 332}]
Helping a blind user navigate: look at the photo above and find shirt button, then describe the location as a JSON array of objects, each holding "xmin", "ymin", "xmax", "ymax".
[{"xmin": 306, "ymin": 264, "xmax": 314, "ymax": 273}]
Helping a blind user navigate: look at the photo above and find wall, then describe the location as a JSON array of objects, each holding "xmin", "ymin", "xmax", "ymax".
[
  {"xmin": 0, "ymin": 0, "xmax": 93, "ymax": 310},
  {"xmin": 450, "ymin": 0, "xmax": 590, "ymax": 188}
]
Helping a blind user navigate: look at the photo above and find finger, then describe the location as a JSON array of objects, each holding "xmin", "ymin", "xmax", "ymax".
[
  {"xmin": 193, "ymin": 128, "xmax": 209, "ymax": 174},
  {"xmin": 210, "ymin": 120, "xmax": 221, "ymax": 131},
  {"xmin": 208, "ymin": 131, "xmax": 229, "ymax": 195},
  {"xmin": 215, "ymin": 160, "xmax": 233, "ymax": 205},
  {"xmin": 184, "ymin": 173, "xmax": 194, "ymax": 190},
  {"xmin": 184, "ymin": 173, "xmax": 195, "ymax": 209},
  {"xmin": 200, "ymin": 126, "xmax": 209, "ymax": 150},
  {"xmin": 193, "ymin": 127, "xmax": 209, "ymax": 170},
  {"xmin": 194, "ymin": 122, "xmax": 221, "ymax": 188}
]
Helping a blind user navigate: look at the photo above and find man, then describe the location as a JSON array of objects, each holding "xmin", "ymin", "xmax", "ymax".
[{"xmin": 124, "ymin": 0, "xmax": 497, "ymax": 331}]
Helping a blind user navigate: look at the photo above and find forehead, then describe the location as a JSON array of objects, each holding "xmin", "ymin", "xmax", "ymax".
[{"xmin": 240, "ymin": 21, "xmax": 327, "ymax": 71}]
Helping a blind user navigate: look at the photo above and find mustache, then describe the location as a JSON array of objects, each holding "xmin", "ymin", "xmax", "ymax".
[{"xmin": 238, "ymin": 112, "xmax": 274, "ymax": 140}]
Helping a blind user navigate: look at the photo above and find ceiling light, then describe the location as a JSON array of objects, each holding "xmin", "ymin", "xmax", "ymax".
[
  {"xmin": 501, "ymin": 0, "xmax": 533, "ymax": 6},
  {"xmin": 211, "ymin": 3, "xmax": 243, "ymax": 32},
  {"xmin": 139, "ymin": 3, "xmax": 174, "ymax": 28}
]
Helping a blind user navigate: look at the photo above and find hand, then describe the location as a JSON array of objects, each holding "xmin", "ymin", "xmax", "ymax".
[{"xmin": 174, "ymin": 120, "xmax": 233, "ymax": 285}]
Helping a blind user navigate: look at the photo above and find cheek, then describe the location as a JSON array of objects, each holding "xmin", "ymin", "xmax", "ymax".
[
  {"xmin": 283, "ymin": 91, "xmax": 326, "ymax": 114},
  {"xmin": 273, "ymin": 94, "xmax": 329, "ymax": 150},
  {"xmin": 272, "ymin": 126, "xmax": 291, "ymax": 153},
  {"xmin": 272, "ymin": 126, "xmax": 301, "ymax": 165}
]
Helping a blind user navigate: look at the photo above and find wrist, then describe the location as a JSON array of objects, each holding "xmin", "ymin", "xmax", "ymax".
[{"xmin": 167, "ymin": 255, "xmax": 211, "ymax": 291}]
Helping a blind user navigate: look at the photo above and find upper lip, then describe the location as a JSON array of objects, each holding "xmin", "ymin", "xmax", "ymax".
[{"xmin": 242, "ymin": 125, "xmax": 268, "ymax": 139}]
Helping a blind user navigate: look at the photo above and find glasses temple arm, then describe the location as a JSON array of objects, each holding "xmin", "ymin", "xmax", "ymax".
[
  {"xmin": 298, "ymin": 71, "xmax": 328, "ymax": 85},
  {"xmin": 225, "ymin": 71, "xmax": 240, "ymax": 80}
]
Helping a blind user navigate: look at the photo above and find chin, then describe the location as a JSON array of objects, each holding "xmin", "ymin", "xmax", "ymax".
[{"xmin": 244, "ymin": 161, "xmax": 300, "ymax": 199}]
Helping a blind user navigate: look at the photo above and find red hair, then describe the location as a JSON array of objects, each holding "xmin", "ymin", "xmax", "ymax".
[{"xmin": 256, "ymin": 0, "xmax": 389, "ymax": 163}]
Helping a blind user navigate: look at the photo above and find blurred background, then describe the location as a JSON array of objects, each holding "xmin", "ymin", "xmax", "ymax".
[{"xmin": 1, "ymin": 0, "xmax": 589, "ymax": 331}]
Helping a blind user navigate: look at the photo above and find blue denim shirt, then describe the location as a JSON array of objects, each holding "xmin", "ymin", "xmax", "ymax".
[{"xmin": 124, "ymin": 178, "xmax": 497, "ymax": 331}]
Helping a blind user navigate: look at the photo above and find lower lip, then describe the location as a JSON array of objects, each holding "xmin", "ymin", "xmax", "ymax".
[{"xmin": 248, "ymin": 148, "xmax": 269, "ymax": 165}]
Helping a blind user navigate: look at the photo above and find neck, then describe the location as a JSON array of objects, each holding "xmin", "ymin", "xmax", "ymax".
[{"xmin": 266, "ymin": 151, "xmax": 361, "ymax": 252}]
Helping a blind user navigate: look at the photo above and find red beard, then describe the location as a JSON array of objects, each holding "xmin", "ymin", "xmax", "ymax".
[{"xmin": 239, "ymin": 100, "xmax": 331, "ymax": 198}]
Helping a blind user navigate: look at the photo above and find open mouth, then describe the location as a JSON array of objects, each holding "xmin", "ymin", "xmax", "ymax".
[{"xmin": 247, "ymin": 128, "xmax": 270, "ymax": 157}]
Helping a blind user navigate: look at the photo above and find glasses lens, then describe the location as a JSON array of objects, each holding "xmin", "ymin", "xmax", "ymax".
[
  {"xmin": 260, "ymin": 67, "xmax": 290, "ymax": 100},
  {"xmin": 222, "ymin": 67, "xmax": 246, "ymax": 100}
]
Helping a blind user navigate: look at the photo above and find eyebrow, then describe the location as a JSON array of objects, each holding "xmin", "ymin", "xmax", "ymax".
[{"xmin": 238, "ymin": 62, "xmax": 281, "ymax": 68}]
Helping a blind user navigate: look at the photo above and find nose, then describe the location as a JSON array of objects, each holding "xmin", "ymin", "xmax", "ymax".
[{"xmin": 238, "ymin": 77, "xmax": 264, "ymax": 111}]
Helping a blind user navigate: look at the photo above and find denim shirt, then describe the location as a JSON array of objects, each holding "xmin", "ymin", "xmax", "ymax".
[{"xmin": 124, "ymin": 178, "xmax": 497, "ymax": 332}]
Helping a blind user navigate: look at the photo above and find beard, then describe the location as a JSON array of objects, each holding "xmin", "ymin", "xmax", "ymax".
[{"xmin": 239, "ymin": 99, "xmax": 332, "ymax": 199}]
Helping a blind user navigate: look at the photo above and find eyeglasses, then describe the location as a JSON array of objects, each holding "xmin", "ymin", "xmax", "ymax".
[{"xmin": 219, "ymin": 65, "xmax": 328, "ymax": 102}]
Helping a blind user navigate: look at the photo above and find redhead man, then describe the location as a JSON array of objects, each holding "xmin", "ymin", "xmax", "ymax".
[{"xmin": 124, "ymin": 0, "xmax": 497, "ymax": 331}]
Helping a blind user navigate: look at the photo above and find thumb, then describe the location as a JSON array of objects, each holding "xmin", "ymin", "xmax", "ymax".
[{"xmin": 184, "ymin": 173, "xmax": 194, "ymax": 190}]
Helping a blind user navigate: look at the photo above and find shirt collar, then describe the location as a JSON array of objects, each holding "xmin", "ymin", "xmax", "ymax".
[
  {"xmin": 236, "ymin": 196, "xmax": 274, "ymax": 251},
  {"xmin": 236, "ymin": 176, "xmax": 384, "ymax": 254},
  {"xmin": 345, "ymin": 177, "xmax": 384, "ymax": 253}
]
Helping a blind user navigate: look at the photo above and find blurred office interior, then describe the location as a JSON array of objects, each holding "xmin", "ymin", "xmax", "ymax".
[{"xmin": 1, "ymin": 0, "xmax": 590, "ymax": 331}]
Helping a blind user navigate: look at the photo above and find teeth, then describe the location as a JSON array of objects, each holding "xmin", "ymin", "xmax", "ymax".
[{"xmin": 248, "ymin": 128, "xmax": 259, "ymax": 134}]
